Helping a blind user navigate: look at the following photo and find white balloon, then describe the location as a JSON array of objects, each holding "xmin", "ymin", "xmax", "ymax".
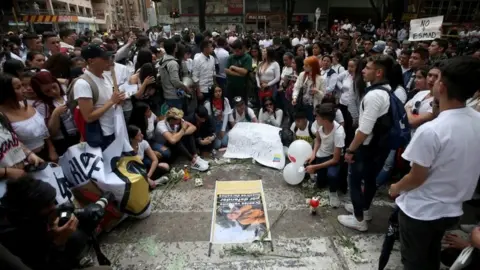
[
  {"xmin": 287, "ymin": 139, "xmax": 313, "ymax": 164},
  {"xmin": 283, "ymin": 163, "xmax": 305, "ymax": 185}
]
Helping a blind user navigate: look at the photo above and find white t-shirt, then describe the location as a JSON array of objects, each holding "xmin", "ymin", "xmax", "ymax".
[
  {"xmin": 73, "ymin": 70, "xmax": 115, "ymax": 136},
  {"xmin": 146, "ymin": 113, "xmax": 157, "ymax": 140},
  {"xmin": 315, "ymin": 121, "xmax": 346, "ymax": 158},
  {"xmin": 290, "ymin": 121, "xmax": 316, "ymax": 145},
  {"xmin": 357, "ymin": 84, "xmax": 391, "ymax": 145},
  {"xmin": 156, "ymin": 119, "xmax": 181, "ymax": 135},
  {"xmin": 405, "ymin": 90, "xmax": 433, "ymax": 136},
  {"xmin": 396, "ymin": 107, "xmax": 480, "ymax": 221},
  {"xmin": 312, "ymin": 109, "xmax": 344, "ymax": 134},
  {"xmin": 229, "ymin": 108, "xmax": 256, "ymax": 123},
  {"xmin": 136, "ymin": 140, "xmax": 150, "ymax": 160}
]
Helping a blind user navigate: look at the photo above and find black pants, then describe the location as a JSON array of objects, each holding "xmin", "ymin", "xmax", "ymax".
[
  {"xmin": 165, "ymin": 134, "xmax": 197, "ymax": 162},
  {"xmin": 338, "ymin": 104, "xmax": 354, "ymax": 193},
  {"xmin": 398, "ymin": 209, "xmax": 459, "ymax": 270}
]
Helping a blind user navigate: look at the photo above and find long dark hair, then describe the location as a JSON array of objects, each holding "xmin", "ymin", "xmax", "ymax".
[
  {"xmin": 44, "ymin": 53, "xmax": 71, "ymax": 79},
  {"xmin": 249, "ymin": 43, "xmax": 262, "ymax": 61},
  {"xmin": 3, "ymin": 59, "xmax": 25, "ymax": 77},
  {"xmin": 262, "ymin": 96, "xmax": 277, "ymax": 119},
  {"xmin": 264, "ymin": 47, "xmax": 276, "ymax": 63},
  {"xmin": 388, "ymin": 63, "xmax": 405, "ymax": 90},
  {"xmin": 135, "ymin": 49, "xmax": 153, "ymax": 72},
  {"xmin": 127, "ymin": 125, "xmax": 141, "ymax": 141},
  {"xmin": 129, "ymin": 102, "xmax": 150, "ymax": 137},
  {"xmin": 0, "ymin": 74, "xmax": 24, "ymax": 110},
  {"xmin": 354, "ymin": 58, "xmax": 367, "ymax": 99},
  {"xmin": 30, "ymin": 71, "xmax": 66, "ymax": 118},
  {"xmin": 294, "ymin": 56, "xmax": 304, "ymax": 74},
  {"xmin": 208, "ymin": 85, "xmax": 225, "ymax": 114},
  {"xmin": 294, "ymin": 44, "xmax": 305, "ymax": 58}
]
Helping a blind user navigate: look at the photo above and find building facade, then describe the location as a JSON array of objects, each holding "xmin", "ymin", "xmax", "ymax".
[
  {"xmin": 13, "ymin": 0, "xmax": 115, "ymax": 32},
  {"xmin": 111, "ymin": 0, "xmax": 149, "ymax": 30}
]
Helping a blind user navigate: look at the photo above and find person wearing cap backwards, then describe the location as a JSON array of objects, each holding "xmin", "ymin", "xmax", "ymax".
[
  {"xmin": 155, "ymin": 108, "xmax": 209, "ymax": 171},
  {"xmin": 225, "ymin": 40, "xmax": 252, "ymax": 106},
  {"xmin": 228, "ymin": 96, "xmax": 258, "ymax": 126},
  {"xmin": 73, "ymin": 43, "xmax": 126, "ymax": 150}
]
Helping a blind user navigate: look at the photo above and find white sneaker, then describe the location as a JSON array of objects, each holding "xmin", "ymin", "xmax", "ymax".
[
  {"xmin": 191, "ymin": 158, "xmax": 209, "ymax": 172},
  {"xmin": 337, "ymin": 214, "xmax": 368, "ymax": 232},
  {"xmin": 344, "ymin": 203, "xmax": 372, "ymax": 221},
  {"xmin": 329, "ymin": 192, "xmax": 340, "ymax": 208},
  {"xmin": 153, "ymin": 176, "xmax": 169, "ymax": 186},
  {"xmin": 197, "ymin": 156, "xmax": 210, "ymax": 165}
]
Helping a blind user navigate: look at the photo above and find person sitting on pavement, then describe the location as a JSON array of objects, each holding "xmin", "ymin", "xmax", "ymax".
[
  {"xmin": 184, "ymin": 106, "xmax": 216, "ymax": 158},
  {"xmin": 204, "ymin": 85, "xmax": 231, "ymax": 149},
  {"xmin": 258, "ymin": 97, "xmax": 283, "ymax": 127},
  {"xmin": 155, "ymin": 107, "xmax": 209, "ymax": 171},
  {"xmin": 228, "ymin": 96, "xmax": 257, "ymax": 127},
  {"xmin": 128, "ymin": 125, "xmax": 170, "ymax": 188}
]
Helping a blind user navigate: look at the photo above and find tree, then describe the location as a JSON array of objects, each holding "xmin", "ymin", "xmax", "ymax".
[
  {"xmin": 286, "ymin": 0, "xmax": 296, "ymax": 28},
  {"xmin": 198, "ymin": 0, "xmax": 206, "ymax": 32}
]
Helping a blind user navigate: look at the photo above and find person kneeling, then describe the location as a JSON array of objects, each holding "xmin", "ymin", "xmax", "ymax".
[
  {"xmin": 306, "ymin": 104, "xmax": 345, "ymax": 208},
  {"xmin": 155, "ymin": 108, "xmax": 209, "ymax": 172},
  {"xmin": 184, "ymin": 106, "xmax": 216, "ymax": 158}
]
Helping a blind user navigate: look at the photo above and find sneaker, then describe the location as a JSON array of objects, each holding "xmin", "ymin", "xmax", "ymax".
[
  {"xmin": 344, "ymin": 203, "xmax": 372, "ymax": 221},
  {"xmin": 337, "ymin": 214, "xmax": 368, "ymax": 232},
  {"xmin": 329, "ymin": 192, "xmax": 340, "ymax": 208},
  {"xmin": 191, "ymin": 158, "xmax": 209, "ymax": 172},
  {"xmin": 460, "ymin": 224, "xmax": 478, "ymax": 233},
  {"xmin": 197, "ymin": 156, "xmax": 210, "ymax": 165},
  {"xmin": 153, "ymin": 176, "xmax": 169, "ymax": 186}
]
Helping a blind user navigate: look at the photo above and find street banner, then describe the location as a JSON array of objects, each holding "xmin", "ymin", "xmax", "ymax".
[
  {"xmin": 224, "ymin": 123, "xmax": 286, "ymax": 170},
  {"xmin": 409, "ymin": 15, "xmax": 444, "ymax": 41},
  {"xmin": 210, "ymin": 180, "xmax": 271, "ymax": 244}
]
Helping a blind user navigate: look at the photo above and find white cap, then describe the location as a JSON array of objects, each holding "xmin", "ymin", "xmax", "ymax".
[{"xmin": 212, "ymin": 31, "xmax": 220, "ymax": 37}]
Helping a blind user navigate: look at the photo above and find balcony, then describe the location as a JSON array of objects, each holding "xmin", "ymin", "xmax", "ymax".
[{"xmin": 94, "ymin": 9, "xmax": 106, "ymax": 20}]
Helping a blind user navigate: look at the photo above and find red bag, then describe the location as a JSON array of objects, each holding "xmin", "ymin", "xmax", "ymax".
[{"xmin": 258, "ymin": 87, "xmax": 273, "ymax": 101}]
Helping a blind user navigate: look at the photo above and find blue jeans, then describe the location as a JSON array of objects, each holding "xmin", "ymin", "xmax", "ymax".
[
  {"xmin": 315, "ymin": 156, "xmax": 340, "ymax": 192},
  {"xmin": 376, "ymin": 149, "xmax": 397, "ymax": 186},
  {"xmin": 348, "ymin": 145, "xmax": 390, "ymax": 219},
  {"xmin": 213, "ymin": 120, "xmax": 228, "ymax": 149},
  {"xmin": 150, "ymin": 143, "xmax": 171, "ymax": 160}
]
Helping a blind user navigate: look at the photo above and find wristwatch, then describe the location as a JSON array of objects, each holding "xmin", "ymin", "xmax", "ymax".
[{"xmin": 346, "ymin": 148, "xmax": 355, "ymax": 155}]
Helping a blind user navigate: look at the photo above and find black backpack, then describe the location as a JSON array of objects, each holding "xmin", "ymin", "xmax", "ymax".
[{"xmin": 293, "ymin": 121, "xmax": 315, "ymax": 140}]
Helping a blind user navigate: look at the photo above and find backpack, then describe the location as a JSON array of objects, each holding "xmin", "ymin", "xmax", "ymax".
[
  {"xmin": 294, "ymin": 121, "xmax": 315, "ymax": 140},
  {"xmin": 233, "ymin": 109, "xmax": 251, "ymax": 122},
  {"xmin": 66, "ymin": 73, "xmax": 99, "ymax": 114},
  {"xmin": 362, "ymin": 86, "xmax": 411, "ymax": 150}
]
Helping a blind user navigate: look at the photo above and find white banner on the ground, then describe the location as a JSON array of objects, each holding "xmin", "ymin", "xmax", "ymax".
[
  {"xmin": 409, "ymin": 16, "xmax": 444, "ymax": 41},
  {"xmin": 224, "ymin": 122, "xmax": 285, "ymax": 170}
]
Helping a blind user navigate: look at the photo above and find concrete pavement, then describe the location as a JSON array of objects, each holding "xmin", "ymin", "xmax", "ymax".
[{"xmin": 99, "ymin": 158, "xmax": 403, "ymax": 270}]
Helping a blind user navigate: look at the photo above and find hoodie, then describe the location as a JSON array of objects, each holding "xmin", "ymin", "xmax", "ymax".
[{"xmin": 159, "ymin": 54, "xmax": 185, "ymax": 100}]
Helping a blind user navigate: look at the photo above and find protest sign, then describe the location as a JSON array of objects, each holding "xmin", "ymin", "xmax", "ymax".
[
  {"xmin": 29, "ymin": 162, "xmax": 72, "ymax": 205},
  {"xmin": 210, "ymin": 180, "xmax": 271, "ymax": 244},
  {"xmin": 409, "ymin": 16, "xmax": 443, "ymax": 41},
  {"xmin": 223, "ymin": 123, "xmax": 285, "ymax": 170}
]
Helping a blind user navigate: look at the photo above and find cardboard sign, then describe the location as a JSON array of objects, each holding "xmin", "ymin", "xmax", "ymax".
[
  {"xmin": 210, "ymin": 180, "xmax": 271, "ymax": 244},
  {"xmin": 409, "ymin": 16, "xmax": 443, "ymax": 41}
]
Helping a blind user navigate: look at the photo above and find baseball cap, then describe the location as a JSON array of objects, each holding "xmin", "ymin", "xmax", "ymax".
[
  {"xmin": 81, "ymin": 43, "xmax": 113, "ymax": 60},
  {"xmin": 372, "ymin": 42, "xmax": 386, "ymax": 53},
  {"xmin": 234, "ymin": 96, "xmax": 245, "ymax": 106},
  {"xmin": 212, "ymin": 31, "xmax": 220, "ymax": 37}
]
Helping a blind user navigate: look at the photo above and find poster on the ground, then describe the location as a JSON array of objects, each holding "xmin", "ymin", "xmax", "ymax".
[
  {"xmin": 223, "ymin": 122, "xmax": 285, "ymax": 170},
  {"xmin": 210, "ymin": 180, "xmax": 271, "ymax": 244},
  {"xmin": 409, "ymin": 15, "xmax": 444, "ymax": 41}
]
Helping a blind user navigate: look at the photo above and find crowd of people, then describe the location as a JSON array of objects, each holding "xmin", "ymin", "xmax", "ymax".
[{"xmin": 0, "ymin": 18, "xmax": 480, "ymax": 269}]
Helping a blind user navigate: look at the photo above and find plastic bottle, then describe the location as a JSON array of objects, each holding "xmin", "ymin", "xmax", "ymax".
[{"xmin": 183, "ymin": 165, "xmax": 190, "ymax": 181}]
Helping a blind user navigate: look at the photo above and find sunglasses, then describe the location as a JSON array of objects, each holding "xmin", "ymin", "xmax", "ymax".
[
  {"xmin": 412, "ymin": 101, "xmax": 421, "ymax": 115},
  {"xmin": 265, "ymin": 102, "xmax": 273, "ymax": 106}
]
